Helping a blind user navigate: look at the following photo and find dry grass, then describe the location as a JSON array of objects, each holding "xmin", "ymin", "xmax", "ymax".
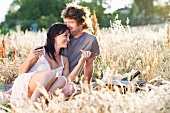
[{"xmin": 0, "ymin": 22, "xmax": 170, "ymax": 112}]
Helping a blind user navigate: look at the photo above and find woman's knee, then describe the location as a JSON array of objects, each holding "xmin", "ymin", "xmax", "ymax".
[
  {"xmin": 62, "ymin": 82, "xmax": 77, "ymax": 97},
  {"xmin": 58, "ymin": 76, "xmax": 67, "ymax": 86}
]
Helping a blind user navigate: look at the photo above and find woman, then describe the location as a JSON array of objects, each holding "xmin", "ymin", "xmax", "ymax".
[{"xmin": 4, "ymin": 23, "xmax": 91, "ymax": 106}]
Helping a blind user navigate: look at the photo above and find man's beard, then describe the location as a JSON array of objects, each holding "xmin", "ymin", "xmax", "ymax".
[{"xmin": 70, "ymin": 30, "xmax": 77, "ymax": 37}]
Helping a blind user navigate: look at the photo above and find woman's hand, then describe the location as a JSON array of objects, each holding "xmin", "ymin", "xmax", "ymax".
[
  {"xmin": 67, "ymin": 50, "xmax": 91, "ymax": 82},
  {"xmin": 79, "ymin": 50, "xmax": 91, "ymax": 64},
  {"xmin": 27, "ymin": 46, "xmax": 43, "ymax": 61},
  {"xmin": 18, "ymin": 46, "xmax": 44, "ymax": 74}
]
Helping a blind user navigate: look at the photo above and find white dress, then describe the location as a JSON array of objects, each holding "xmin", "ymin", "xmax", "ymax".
[{"xmin": 10, "ymin": 47, "xmax": 64, "ymax": 106}]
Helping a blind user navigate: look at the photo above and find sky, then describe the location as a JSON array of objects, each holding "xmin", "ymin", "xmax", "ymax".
[
  {"xmin": 0, "ymin": 0, "xmax": 13, "ymax": 23},
  {"xmin": 103, "ymin": 0, "xmax": 133, "ymax": 13},
  {"xmin": 0, "ymin": 0, "xmax": 133, "ymax": 24}
]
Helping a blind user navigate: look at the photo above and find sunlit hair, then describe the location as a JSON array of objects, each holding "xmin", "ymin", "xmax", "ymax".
[
  {"xmin": 61, "ymin": 2, "xmax": 91, "ymax": 30},
  {"xmin": 45, "ymin": 23, "xmax": 70, "ymax": 63}
]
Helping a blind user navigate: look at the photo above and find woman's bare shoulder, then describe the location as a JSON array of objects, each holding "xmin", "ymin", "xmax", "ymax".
[{"xmin": 62, "ymin": 56, "xmax": 69, "ymax": 63}]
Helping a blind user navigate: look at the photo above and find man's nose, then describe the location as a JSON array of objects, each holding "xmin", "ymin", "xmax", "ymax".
[{"xmin": 66, "ymin": 23, "xmax": 71, "ymax": 28}]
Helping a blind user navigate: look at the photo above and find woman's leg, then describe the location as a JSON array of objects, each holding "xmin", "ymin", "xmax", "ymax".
[
  {"xmin": 2, "ymin": 88, "xmax": 12, "ymax": 103},
  {"xmin": 62, "ymin": 82, "xmax": 77, "ymax": 97},
  {"xmin": 48, "ymin": 76, "xmax": 67, "ymax": 94},
  {"xmin": 28, "ymin": 70, "xmax": 57, "ymax": 102}
]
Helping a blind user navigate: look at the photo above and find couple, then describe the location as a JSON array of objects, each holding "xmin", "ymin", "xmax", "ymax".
[{"xmin": 3, "ymin": 2, "xmax": 100, "ymax": 105}]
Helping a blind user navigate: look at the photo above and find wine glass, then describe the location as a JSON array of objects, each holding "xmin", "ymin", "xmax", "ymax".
[
  {"xmin": 33, "ymin": 38, "xmax": 44, "ymax": 48},
  {"xmin": 165, "ymin": 18, "xmax": 170, "ymax": 39}
]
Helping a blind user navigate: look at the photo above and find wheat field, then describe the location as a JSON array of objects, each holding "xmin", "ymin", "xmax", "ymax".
[{"xmin": 0, "ymin": 21, "xmax": 170, "ymax": 112}]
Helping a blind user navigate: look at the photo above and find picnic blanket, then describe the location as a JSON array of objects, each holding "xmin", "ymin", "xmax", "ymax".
[{"xmin": 0, "ymin": 83, "xmax": 13, "ymax": 92}]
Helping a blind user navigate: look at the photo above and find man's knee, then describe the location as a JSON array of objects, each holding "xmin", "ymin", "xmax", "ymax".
[{"xmin": 62, "ymin": 82, "xmax": 77, "ymax": 97}]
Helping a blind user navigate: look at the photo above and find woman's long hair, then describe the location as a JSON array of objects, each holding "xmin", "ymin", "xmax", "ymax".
[{"xmin": 45, "ymin": 23, "xmax": 70, "ymax": 63}]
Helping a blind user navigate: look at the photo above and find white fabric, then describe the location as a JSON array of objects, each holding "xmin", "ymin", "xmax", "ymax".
[{"xmin": 10, "ymin": 47, "xmax": 64, "ymax": 106}]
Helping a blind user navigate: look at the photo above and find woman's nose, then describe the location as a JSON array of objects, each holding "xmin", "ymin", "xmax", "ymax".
[{"xmin": 67, "ymin": 37, "xmax": 70, "ymax": 42}]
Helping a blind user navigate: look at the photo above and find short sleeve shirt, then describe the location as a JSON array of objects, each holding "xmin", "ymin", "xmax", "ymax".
[{"xmin": 60, "ymin": 32, "xmax": 100, "ymax": 72}]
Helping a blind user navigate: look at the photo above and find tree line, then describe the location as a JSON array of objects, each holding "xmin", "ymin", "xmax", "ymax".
[{"xmin": 0, "ymin": 0, "xmax": 169, "ymax": 34}]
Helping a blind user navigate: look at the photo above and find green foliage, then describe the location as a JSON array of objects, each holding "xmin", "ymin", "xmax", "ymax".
[
  {"xmin": 154, "ymin": 3, "xmax": 170, "ymax": 17},
  {"xmin": 128, "ymin": 0, "xmax": 169, "ymax": 25},
  {"xmin": 79, "ymin": 0, "xmax": 110, "ymax": 27},
  {"xmin": 0, "ymin": 0, "xmax": 70, "ymax": 31},
  {"xmin": 37, "ymin": 14, "xmax": 59, "ymax": 29},
  {"xmin": 0, "ymin": 26, "xmax": 9, "ymax": 35},
  {"xmin": 1, "ymin": 0, "xmax": 170, "ymax": 31}
]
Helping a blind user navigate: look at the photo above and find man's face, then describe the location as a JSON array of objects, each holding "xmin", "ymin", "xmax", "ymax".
[{"xmin": 64, "ymin": 18, "xmax": 82, "ymax": 37}]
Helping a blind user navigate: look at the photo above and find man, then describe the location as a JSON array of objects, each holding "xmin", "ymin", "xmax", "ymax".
[
  {"xmin": 60, "ymin": 2, "xmax": 100, "ymax": 85},
  {"xmin": 60, "ymin": 2, "xmax": 100, "ymax": 96}
]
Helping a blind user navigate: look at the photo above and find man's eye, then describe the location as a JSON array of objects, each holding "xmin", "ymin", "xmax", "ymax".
[{"xmin": 69, "ymin": 21, "xmax": 74, "ymax": 23}]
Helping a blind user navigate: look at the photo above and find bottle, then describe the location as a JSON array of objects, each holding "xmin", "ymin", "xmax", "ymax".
[
  {"xmin": 130, "ymin": 70, "xmax": 141, "ymax": 81},
  {"xmin": 121, "ymin": 70, "xmax": 141, "ymax": 81}
]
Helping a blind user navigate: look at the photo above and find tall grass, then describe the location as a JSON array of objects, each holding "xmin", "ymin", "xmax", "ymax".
[{"xmin": 0, "ymin": 21, "xmax": 170, "ymax": 112}]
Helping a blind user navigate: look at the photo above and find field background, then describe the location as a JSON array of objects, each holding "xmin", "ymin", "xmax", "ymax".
[{"xmin": 0, "ymin": 22, "xmax": 170, "ymax": 112}]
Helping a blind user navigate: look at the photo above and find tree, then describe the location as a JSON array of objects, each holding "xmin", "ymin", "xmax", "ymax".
[
  {"xmin": 154, "ymin": 0, "xmax": 170, "ymax": 19},
  {"xmin": 1, "ymin": 0, "xmax": 72, "ymax": 31},
  {"xmin": 79, "ymin": 0, "xmax": 110, "ymax": 27},
  {"xmin": 129, "ymin": 0, "xmax": 154, "ymax": 25}
]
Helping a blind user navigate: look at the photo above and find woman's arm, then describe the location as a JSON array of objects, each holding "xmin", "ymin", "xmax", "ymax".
[
  {"xmin": 62, "ymin": 57, "xmax": 70, "ymax": 81},
  {"xmin": 19, "ymin": 47, "xmax": 43, "ymax": 74},
  {"xmin": 67, "ymin": 51, "xmax": 91, "ymax": 82},
  {"xmin": 83, "ymin": 57, "xmax": 96, "ymax": 84}
]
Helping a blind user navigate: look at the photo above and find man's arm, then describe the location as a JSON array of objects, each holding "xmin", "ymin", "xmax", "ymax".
[{"xmin": 83, "ymin": 57, "xmax": 96, "ymax": 84}]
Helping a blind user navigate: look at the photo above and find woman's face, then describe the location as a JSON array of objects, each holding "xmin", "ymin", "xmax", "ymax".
[{"xmin": 55, "ymin": 30, "xmax": 70, "ymax": 48}]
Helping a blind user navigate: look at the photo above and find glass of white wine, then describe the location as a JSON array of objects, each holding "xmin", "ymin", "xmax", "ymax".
[
  {"xmin": 33, "ymin": 38, "xmax": 44, "ymax": 48},
  {"xmin": 165, "ymin": 18, "xmax": 170, "ymax": 39},
  {"xmin": 33, "ymin": 39, "xmax": 39, "ymax": 47}
]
